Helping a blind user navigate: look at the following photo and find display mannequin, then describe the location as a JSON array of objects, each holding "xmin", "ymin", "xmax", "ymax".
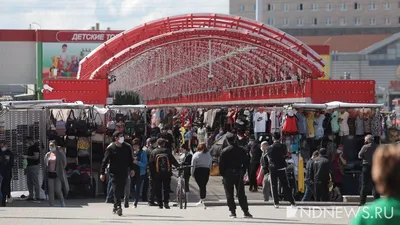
[{"xmin": 197, "ymin": 124, "xmax": 207, "ymax": 143}]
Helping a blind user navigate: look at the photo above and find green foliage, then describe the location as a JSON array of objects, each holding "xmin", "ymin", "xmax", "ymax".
[{"xmin": 112, "ymin": 91, "xmax": 142, "ymax": 105}]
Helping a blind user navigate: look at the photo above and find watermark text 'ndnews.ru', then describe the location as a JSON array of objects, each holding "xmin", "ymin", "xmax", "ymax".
[{"xmin": 286, "ymin": 206, "xmax": 394, "ymax": 219}]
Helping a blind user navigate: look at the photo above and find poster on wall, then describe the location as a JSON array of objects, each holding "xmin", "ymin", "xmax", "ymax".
[
  {"xmin": 41, "ymin": 31, "xmax": 121, "ymax": 80},
  {"xmin": 42, "ymin": 42, "xmax": 101, "ymax": 79}
]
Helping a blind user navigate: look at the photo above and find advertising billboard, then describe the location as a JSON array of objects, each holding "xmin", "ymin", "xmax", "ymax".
[{"xmin": 41, "ymin": 31, "xmax": 121, "ymax": 80}]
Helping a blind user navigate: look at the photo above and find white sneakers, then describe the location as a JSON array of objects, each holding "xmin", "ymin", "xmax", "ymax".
[
  {"xmin": 6, "ymin": 197, "xmax": 13, "ymax": 204},
  {"xmin": 196, "ymin": 199, "xmax": 206, "ymax": 209}
]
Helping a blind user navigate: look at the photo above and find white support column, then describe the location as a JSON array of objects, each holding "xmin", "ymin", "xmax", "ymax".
[{"xmin": 256, "ymin": 0, "xmax": 263, "ymax": 23}]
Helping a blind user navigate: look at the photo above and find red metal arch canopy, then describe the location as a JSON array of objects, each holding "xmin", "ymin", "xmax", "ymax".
[{"xmin": 78, "ymin": 13, "xmax": 326, "ymax": 80}]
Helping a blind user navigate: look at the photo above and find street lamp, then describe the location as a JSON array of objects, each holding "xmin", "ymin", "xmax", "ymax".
[{"xmin": 29, "ymin": 22, "xmax": 41, "ymax": 30}]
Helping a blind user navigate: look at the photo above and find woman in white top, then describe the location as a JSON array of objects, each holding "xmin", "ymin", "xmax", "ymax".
[
  {"xmin": 44, "ymin": 140, "xmax": 69, "ymax": 207},
  {"xmin": 191, "ymin": 142, "xmax": 213, "ymax": 209}
]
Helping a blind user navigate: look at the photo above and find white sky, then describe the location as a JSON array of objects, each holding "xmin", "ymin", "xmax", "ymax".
[{"xmin": 0, "ymin": 0, "xmax": 230, "ymax": 30}]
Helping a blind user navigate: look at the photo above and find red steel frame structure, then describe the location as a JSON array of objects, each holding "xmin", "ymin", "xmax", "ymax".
[{"xmin": 77, "ymin": 14, "xmax": 328, "ymax": 104}]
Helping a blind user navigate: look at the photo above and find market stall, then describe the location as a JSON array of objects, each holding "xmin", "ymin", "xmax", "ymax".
[
  {"xmin": 43, "ymin": 102, "xmax": 99, "ymax": 198},
  {"xmin": 0, "ymin": 100, "xmax": 64, "ymax": 198}
]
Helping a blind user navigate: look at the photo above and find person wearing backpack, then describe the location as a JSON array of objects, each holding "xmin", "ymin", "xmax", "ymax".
[{"xmin": 149, "ymin": 138, "xmax": 179, "ymax": 209}]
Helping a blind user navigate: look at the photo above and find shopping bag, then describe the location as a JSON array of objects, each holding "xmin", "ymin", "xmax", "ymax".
[
  {"xmin": 210, "ymin": 163, "xmax": 220, "ymax": 176},
  {"xmin": 243, "ymin": 171, "xmax": 249, "ymax": 183},
  {"xmin": 256, "ymin": 166, "xmax": 264, "ymax": 186}
]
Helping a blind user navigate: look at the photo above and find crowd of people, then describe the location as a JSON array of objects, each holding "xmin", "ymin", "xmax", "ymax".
[{"xmin": 1, "ymin": 121, "xmax": 400, "ymax": 223}]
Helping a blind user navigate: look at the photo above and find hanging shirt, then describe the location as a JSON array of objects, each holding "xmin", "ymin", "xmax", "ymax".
[
  {"xmin": 364, "ymin": 117, "xmax": 372, "ymax": 134},
  {"xmin": 371, "ymin": 112, "xmax": 381, "ymax": 136},
  {"xmin": 197, "ymin": 127, "xmax": 207, "ymax": 143},
  {"xmin": 339, "ymin": 111, "xmax": 350, "ymax": 136},
  {"xmin": 270, "ymin": 110, "xmax": 280, "ymax": 133},
  {"xmin": 314, "ymin": 114, "xmax": 326, "ymax": 138},
  {"xmin": 331, "ymin": 111, "xmax": 340, "ymax": 133},
  {"xmin": 296, "ymin": 112, "xmax": 307, "ymax": 135},
  {"xmin": 348, "ymin": 117, "xmax": 356, "ymax": 136},
  {"xmin": 306, "ymin": 112, "xmax": 315, "ymax": 138},
  {"xmin": 253, "ymin": 111, "xmax": 268, "ymax": 133},
  {"xmin": 355, "ymin": 116, "xmax": 365, "ymax": 136}
]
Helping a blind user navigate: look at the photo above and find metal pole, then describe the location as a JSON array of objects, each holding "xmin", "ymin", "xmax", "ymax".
[{"xmin": 256, "ymin": 0, "xmax": 263, "ymax": 22}]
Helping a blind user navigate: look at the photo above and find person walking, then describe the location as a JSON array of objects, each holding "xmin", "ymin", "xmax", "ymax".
[
  {"xmin": 23, "ymin": 137, "xmax": 42, "ymax": 201},
  {"xmin": 179, "ymin": 143, "xmax": 192, "ymax": 194},
  {"xmin": 302, "ymin": 151, "xmax": 319, "ymax": 201},
  {"xmin": 260, "ymin": 141, "xmax": 271, "ymax": 202},
  {"xmin": 100, "ymin": 131, "xmax": 135, "ymax": 216},
  {"xmin": 248, "ymin": 136, "xmax": 262, "ymax": 192},
  {"xmin": 219, "ymin": 132, "xmax": 253, "ymax": 218},
  {"xmin": 149, "ymin": 138, "xmax": 179, "ymax": 209},
  {"xmin": 146, "ymin": 137, "xmax": 158, "ymax": 206},
  {"xmin": 43, "ymin": 140, "xmax": 69, "ymax": 207},
  {"xmin": 358, "ymin": 134, "xmax": 380, "ymax": 206},
  {"xmin": 350, "ymin": 144, "xmax": 400, "ymax": 225},
  {"xmin": 309, "ymin": 148, "xmax": 332, "ymax": 202},
  {"xmin": 0, "ymin": 140, "xmax": 14, "ymax": 207},
  {"xmin": 267, "ymin": 132, "xmax": 296, "ymax": 208},
  {"xmin": 132, "ymin": 138, "xmax": 147, "ymax": 208},
  {"xmin": 191, "ymin": 142, "xmax": 212, "ymax": 209}
]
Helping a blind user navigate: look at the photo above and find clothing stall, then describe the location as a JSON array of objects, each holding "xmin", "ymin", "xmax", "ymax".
[{"xmin": 44, "ymin": 103, "xmax": 98, "ymax": 198}]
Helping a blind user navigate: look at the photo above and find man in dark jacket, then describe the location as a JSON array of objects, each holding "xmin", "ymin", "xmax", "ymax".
[
  {"xmin": 0, "ymin": 140, "xmax": 14, "ymax": 207},
  {"xmin": 219, "ymin": 132, "xmax": 252, "ymax": 218},
  {"xmin": 267, "ymin": 132, "xmax": 296, "ymax": 208},
  {"xmin": 146, "ymin": 137, "xmax": 158, "ymax": 206},
  {"xmin": 248, "ymin": 136, "xmax": 262, "ymax": 192},
  {"xmin": 358, "ymin": 134, "xmax": 380, "ymax": 206},
  {"xmin": 302, "ymin": 151, "xmax": 319, "ymax": 201},
  {"xmin": 309, "ymin": 148, "xmax": 332, "ymax": 202},
  {"xmin": 100, "ymin": 131, "xmax": 135, "ymax": 216},
  {"xmin": 23, "ymin": 137, "xmax": 42, "ymax": 201},
  {"xmin": 148, "ymin": 138, "xmax": 179, "ymax": 209}
]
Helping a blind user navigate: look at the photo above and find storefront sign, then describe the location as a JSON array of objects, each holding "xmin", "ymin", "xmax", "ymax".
[{"xmin": 56, "ymin": 31, "xmax": 120, "ymax": 42}]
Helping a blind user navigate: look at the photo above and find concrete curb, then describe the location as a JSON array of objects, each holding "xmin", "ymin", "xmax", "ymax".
[{"xmin": 205, "ymin": 200, "xmax": 360, "ymax": 207}]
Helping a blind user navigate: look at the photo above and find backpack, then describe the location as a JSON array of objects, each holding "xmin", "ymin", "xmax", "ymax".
[{"xmin": 155, "ymin": 153, "xmax": 170, "ymax": 173}]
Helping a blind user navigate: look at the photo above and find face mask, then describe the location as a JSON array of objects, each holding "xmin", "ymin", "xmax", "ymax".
[
  {"xmin": 167, "ymin": 130, "xmax": 172, "ymax": 134},
  {"xmin": 1, "ymin": 147, "xmax": 6, "ymax": 151},
  {"xmin": 328, "ymin": 136, "xmax": 334, "ymax": 140},
  {"xmin": 118, "ymin": 137, "xmax": 125, "ymax": 144},
  {"xmin": 337, "ymin": 149, "xmax": 342, "ymax": 153},
  {"xmin": 249, "ymin": 141, "xmax": 254, "ymax": 145},
  {"xmin": 49, "ymin": 147, "xmax": 56, "ymax": 152}
]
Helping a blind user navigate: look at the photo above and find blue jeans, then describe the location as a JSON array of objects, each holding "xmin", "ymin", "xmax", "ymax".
[
  {"xmin": 131, "ymin": 174, "xmax": 145, "ymax": 206},
  {"xmin": 302, "ymin": 183, "xmax": 314, "ymax": 201},
  {"xmin": 106, "ymin": 174, "xmax": 114, "ymax": 202}
]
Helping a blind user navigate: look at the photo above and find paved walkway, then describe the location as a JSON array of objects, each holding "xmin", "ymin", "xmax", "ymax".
[{"xmin": 1, "ymin": 201, "xmax": 355, "ymax": 225}]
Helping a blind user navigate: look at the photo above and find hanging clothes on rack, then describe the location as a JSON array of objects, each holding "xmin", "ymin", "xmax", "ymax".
[
  {"xmin": 339, "ymin": 110, "xmax": 350, "ymax": 137},
  {"xmin": 331, "ymin": 110, "xmax": 340, "ymax": 134},
  {"xmin": 270, "ymin": 109, "xmax": 280, "ymax": 133},
  {"xmin": 313, "ymin": 112, "xmax": 325, "ymax": 139},
  {"xmin": 371, "ymin": 109, "xmax": 381, "ymax": 137},
  {"xmin": 355, "ymin": 114, "xmax": 365, "ymax": 136},
  {"xmin": 296, "ymin": 110, "xmax": 307, "ymax": 135},
  {"xmin": 282, "ymin": 108, "xmax": 298, "ymax": 134},
  {"xmin": 306, "ymin": 111, "xmax": 315, "ymax": 138}
]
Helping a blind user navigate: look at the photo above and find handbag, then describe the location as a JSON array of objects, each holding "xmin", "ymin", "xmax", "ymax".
[
  {"xmin": 55, "ymin": 111, "xmax": 66, "ymax": 136},
  {"xmin": 94, "ymin": 112, "xmax": 105, "ymax": 134},
  {"xmin": 115, "ymin": 112, "xmax": 125, "ymax": 123},
  {"xmin": 75, "ymin": 110, "xmax": 90, "ymax": 137},
  {"xmin": 106, "ymin": 110, "xmax": 116, "ymax": 135},
  {"xmin": 47, "ymin": 110, "xmax": 58, "ymax": 138},
  {"xmin": 66, "ymin": 110, "xmax": 77, "ymax": 136}
]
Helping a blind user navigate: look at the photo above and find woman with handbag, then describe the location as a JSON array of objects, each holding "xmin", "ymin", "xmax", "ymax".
[{"xmin": 44, "ymin": 140, "xmax": 69, "ymax": 207}]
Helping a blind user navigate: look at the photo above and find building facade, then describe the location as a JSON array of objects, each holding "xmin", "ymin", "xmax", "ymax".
[{"xmin": 230, "ymin": 0, "xmax": 400, "ymax": 29}]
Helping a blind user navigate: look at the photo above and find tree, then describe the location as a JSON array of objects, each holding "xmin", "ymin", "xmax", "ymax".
[{"xmin": 112, "ymin": 91, "xmax": 143, "ymax": 105}]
